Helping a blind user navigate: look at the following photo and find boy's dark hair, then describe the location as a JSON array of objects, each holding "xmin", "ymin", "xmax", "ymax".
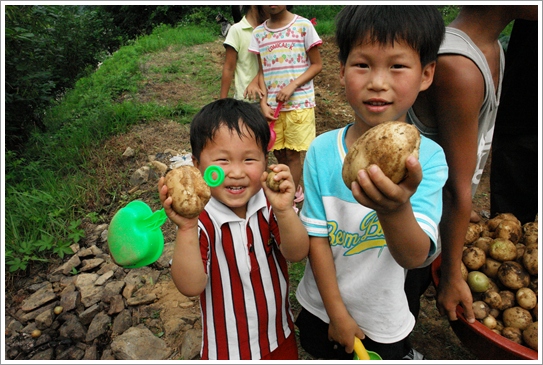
[
  {"xmin": 335, "ymin": 6, "xmax": 445, "ymax": 66},
  {"xmin": 190, "ymin": 98, "xmax": 270, "ymax": 161}
]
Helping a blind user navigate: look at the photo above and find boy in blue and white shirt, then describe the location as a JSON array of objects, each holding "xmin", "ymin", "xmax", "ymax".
[{"xmin": 295, "ymin": 6, "xmax": 448, "ymax": 360}]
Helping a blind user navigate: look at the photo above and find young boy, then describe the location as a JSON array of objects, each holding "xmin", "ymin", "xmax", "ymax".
[
  {"xmin": 219, "ymin": 5, "xmax": 268, "ymax": 102},
  {"xmin": 248, "ymin": 5, "xmax": 323, "ymax": 206},
  {"xmin": 408, "ymin": 5, "xmax": 539, "ymax": 326},
  {"xmin": 294, "ymin": 6, "xmax": 447, "ymax": 360},
  {"xmin": 158, "ymin": 98, "xmax": 309, "ymax": 360}
]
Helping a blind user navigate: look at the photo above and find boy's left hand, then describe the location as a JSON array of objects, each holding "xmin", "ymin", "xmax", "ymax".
[
  {"xmin": 350, "ymin": 155, "xmax": 422, "ymax": 213},
  {"xmin": 261, "ymin": 164, "xmax": 296, "ymax": 212}
]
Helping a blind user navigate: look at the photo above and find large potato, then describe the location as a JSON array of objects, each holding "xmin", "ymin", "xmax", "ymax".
[
  {"xmin": 489, "ymin": 238, "xmax": 517, "ymax": 262},
  {"xmin": 164, "ymin": 166, "xmax": 211, "ymax": 218},
  {"xmin": 462, "ymin": 246, "xmax": 486, "ymax": 270},
  {"xmin": 495, "ymin": 220, "xmax": 523, "ymax": 244},
  {"xmin": 502, "ymin": 306, "xmax": 533, "ymax": 330},
  {"xmin": 522, "ymin": 321, "xmax": 538, "ymax": 350},
  {"xmin": 342, "ymin": 121, "xmax": 420, "ymax": 188},
  {"xmin": 497, "ymin": 261, "xmax": 530, "ymax": 290}
]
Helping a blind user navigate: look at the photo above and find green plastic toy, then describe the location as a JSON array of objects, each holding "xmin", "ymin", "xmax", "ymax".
[{"xmin": 108, "ymin": 165, "xmax": 225, "ymax": 268}]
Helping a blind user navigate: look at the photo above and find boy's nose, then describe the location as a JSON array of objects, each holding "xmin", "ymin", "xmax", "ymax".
[{"xmin": 368, "ymin": 70, "xmax": 389, "ymax": 91}]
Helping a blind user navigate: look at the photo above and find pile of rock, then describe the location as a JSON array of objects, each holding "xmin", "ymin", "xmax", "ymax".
[{"xmin": 4, "ymin": 216, "xmax": 202, "ymax": 361}]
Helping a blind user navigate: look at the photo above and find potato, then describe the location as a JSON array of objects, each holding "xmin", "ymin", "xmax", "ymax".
[
  {"xmin": 522, "ymin": 221, "xmax": 538, "ymax": 248},
  {"xmin": 164, "ymin": 166, "xmax": 211, "ymax": 218},
  {"xmin": 522, "ymin": 321, "xmax": 538, "ymax": 351},
  {"xmin": 465, "ymin": 222, "xmax": 484, "ymax": 245},
  {"xmin": 480, "ymin": 257, "xmax": 502, "ymax": 279},
  {"xmin": 342, "ymin": 121, "xmax": 420, "ymax": 188},
  {"xmin": 487, "ymin": 213, "xmax": 521, "ymax": 231},
  {"xmin": 460, "ymin": 261, "xmax": 469, "ymax": 281},
  {"xmin": 473, "ymin": 300, "xmax": 490, "ymax": 320},
  {"xmin": 265, "ymin": 170, "xmax": 282, "ymax": 192},
  {"xmin": 516, "ymin": 287, "xmax": 537, "ymax": 310},
  {"xmin": 515, "ymin": 243, "xmax": 526, "ymax": 263},
  {"xmin": 522, "ymin": 247, "xmax": 538, "ymax": 276},
  {"xmin": 498, "ymin": 290, "xmax": 516, "ymax": 311},
  {"xmin": 467, "ymin": 271, "xmax": 491, "ymax": 293},
  {"xmin": 462, "ymin": 246, "xmax": 486, "ymax": 270},
  {"xmin": 497, "ymin": 261, "xmax": 530, "ymax": 290},
  {"xmin": 502, "ymin": 326, "xmax": 523, "ymax": 344},
  {"xmin": 489, "ymin": 238, "xmax": 517, "ymax": 262},
  {"xmin": 482, "ymin": 290, "xmax": 502, "ymax": 310},
  {"xmin": 482, "ymin": 315, "xmax": 497, "ymax": 329},
  {"xmin": 502, "ymin": 306, "xmax": 533, "ymax": 330},
  {"xmin": 473, "ymin": 236, "xmax": 493, "ymax": 255},
  {"xmin": 495, "ymin": 220, "xmax": 523, "ymax": 244}
]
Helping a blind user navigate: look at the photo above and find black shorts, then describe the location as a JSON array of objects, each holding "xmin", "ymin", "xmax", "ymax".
[{"xmin": 295, "ymin": 307, "xmax": 411, "ymax": 360}]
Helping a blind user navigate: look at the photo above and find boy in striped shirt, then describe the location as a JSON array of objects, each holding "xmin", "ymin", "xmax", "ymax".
[{"xmin": 158, "ymin": 98, "xmax": 309, "ymax": 360}]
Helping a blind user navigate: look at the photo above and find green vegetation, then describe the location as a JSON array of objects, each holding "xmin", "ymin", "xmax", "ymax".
[{"xmin": 4, "ymin": 5, "xmax": 513, "ymax": 276}]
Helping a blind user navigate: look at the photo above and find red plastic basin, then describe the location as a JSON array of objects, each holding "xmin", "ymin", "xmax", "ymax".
[{"xmin": 430, "ymin": 255, "xmax": 538, "ymax": 360}]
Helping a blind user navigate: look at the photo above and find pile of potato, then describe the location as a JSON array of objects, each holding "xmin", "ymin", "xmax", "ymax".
[{"xmin": 461, "ymin": 213, "xmax": 538, "ymax": 351}]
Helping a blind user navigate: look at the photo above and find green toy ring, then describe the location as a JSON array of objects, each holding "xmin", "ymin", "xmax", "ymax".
[{"xmin": 204, "ymin": 165, "xmax": 225, "ymax": 187}]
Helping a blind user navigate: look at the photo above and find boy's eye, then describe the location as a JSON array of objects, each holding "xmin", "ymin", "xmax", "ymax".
[
  {"xmin": 356, "ymin": 63, "xmax": 369, "ymax": 68},
  {"xmin": 391, "ymin": 64, "xmax": 406, "ymax": 69}
]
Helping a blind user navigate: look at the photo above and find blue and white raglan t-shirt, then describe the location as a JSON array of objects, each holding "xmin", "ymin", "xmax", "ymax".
[{"xmin": 296, "ymin": 124, "xmax": 448, "ymax": 344}]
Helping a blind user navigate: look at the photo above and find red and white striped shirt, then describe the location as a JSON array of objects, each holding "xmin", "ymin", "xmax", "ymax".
[{"xmin": 197, "ymin": 190, "xmax": 294, "ymax": 360}]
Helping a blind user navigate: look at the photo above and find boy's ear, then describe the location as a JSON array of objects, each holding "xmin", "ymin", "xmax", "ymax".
[
  {"xmin": 192, "ymin": 155, "xmax": 199, "ymax": 168},
  {"xmin": 339, "ymin": 62, "xmax": 346, "ymax": 86},
  {"xmin": 419, "ymin": 61, "xmax": 436, "ymax": 92}
]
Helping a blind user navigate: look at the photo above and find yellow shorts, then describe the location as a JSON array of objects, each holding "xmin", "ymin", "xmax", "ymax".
[{"xmin": 271, "ymin": 108, "xmax": 316, "ymax": 152}]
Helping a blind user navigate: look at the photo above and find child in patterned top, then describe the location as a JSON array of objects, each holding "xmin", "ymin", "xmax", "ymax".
[{"xmin": 248, "ymin": 5, "xmax": 322, "ymax": 208}]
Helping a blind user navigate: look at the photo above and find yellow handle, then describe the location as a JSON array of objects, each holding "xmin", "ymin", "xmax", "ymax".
[{"xmin": 354, "ymin": 337, "xmax": 370, "ymax": 360}]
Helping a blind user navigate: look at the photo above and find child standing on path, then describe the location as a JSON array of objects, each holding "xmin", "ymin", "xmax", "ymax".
[
  {"xmin": 294, "ymin": 6, "xmax": 447, "ymax": 360},
  {"xmin": 158, "ymin": 98, "xmax": 309, "ymax": 360},
  {"xmin": 249, "ymin": 5, "xmax": 322, "ymax": 204},
  {"xmin": 219, "ymin": 5, "xmax": 268, "ymax": 102}
]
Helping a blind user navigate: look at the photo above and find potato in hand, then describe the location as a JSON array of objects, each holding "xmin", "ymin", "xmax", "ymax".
[
  {"xmin": 342, "ymin": 121, "xmax": 420, "ymax": 188},
  {"xmin": 164, "ymin": 166, "xmax": 210, "ymax": 218}
]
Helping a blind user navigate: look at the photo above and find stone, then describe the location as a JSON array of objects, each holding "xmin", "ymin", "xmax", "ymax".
[
  {"xmin": 110, "ymin": 325, "xmax": 172, "ymax": 360},
  {"xmin": 21, "ymin": 283, "xmax": 57, "ymax": 312},
  {"xmin": 85, "ymin": 311, "xmax": 111, "ymax": 342}
]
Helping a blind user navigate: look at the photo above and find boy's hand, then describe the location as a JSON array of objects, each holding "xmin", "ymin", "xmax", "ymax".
[
  {"xmin": 328, "ymin": 314, "xmax": 366, "ymax": 354},
  {"xmin": 158, "ymin": 177, "xmax": 199, "ymax": 230},
  {"xmin": 261, "ymin": 164, "xmax": 295, "ymax": 212},
  {"xmin": 350, "ymin": 155, "xmax": 422, "ymax": 213}
]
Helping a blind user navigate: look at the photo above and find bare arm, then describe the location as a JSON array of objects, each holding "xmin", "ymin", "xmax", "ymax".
[
  {"xmin": 261, "ymin": 164, "xmax": 309, "ymax": 261},
  {"xmin": 351, "ymin": 155, "xmax": 429, "ymax": 268},
  {"xmin": 219, "ymin": 46, "xmax": 238, "ymax": 99},
  {"xmin": 275, "ymin": 45, "xmax": 323, "ymax": 103},
  {"xmin": 309, "ymin": 236, "xmax": 365, "ymax": 354},
  {"xmin": 158, "ymin": 177, "xmax": 207, "ymax": 296},
  {"xmin": 417, "ymin": 54, "xmax": 484, "ymax": 323}
]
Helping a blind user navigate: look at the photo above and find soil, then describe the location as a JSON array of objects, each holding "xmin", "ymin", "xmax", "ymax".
[{"xmin": 5, "ymin": 36, "xmax": 494, "ymax": 360}]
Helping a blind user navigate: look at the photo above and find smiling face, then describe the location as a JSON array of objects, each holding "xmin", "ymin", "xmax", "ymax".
[
  {"xmin": 340, "ymin": 39, "xmax": 435, "ymax": 134},
  {"xmin": 194, "ymin": 122, "xmax": 267, "ymax": 218}
]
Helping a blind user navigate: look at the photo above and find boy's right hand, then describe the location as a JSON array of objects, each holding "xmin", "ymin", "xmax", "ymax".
[
  {"xmin": 158, "ymin": 177, "xmax": 199, "ymax": 230},
  {"xmin": 350, "ymin": 155, "xmax": 422, "ymax": 214},
  {"xmin": 328, "ymin": 314, "xmax": 366, "ymax": 354}
]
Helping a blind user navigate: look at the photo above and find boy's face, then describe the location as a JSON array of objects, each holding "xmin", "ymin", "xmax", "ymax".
[
  {"xmin": 194, "ymin": 122, "xmax": 267, "ymax": 219},
  {"xmin": 340, "ymin": 39, "xmax": 435, "ymax": 133}
]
